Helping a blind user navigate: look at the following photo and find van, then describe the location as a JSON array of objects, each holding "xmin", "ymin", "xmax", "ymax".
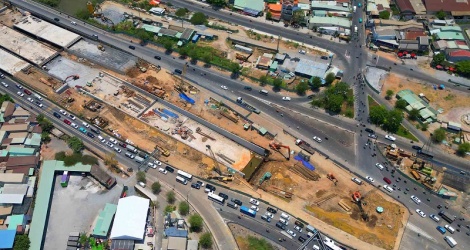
[
  {"xmin": 383, "ymin": 177, "xmax": 392, "ymax": 184},
  {"xmin": 276, "ymin": 221, "xmax": 286, "ymax": 230},
  {"xmin": 351, "ymin": 177, "xmax": 362, "ymax": 185},
  {"xmin": 279, "ymin": 218, "xmax": 289, "ymax": 225},
  {"xmin": 383, "ymin": 185, "xmax": 393, "ymax": 193},
  {"xmin": 280, "ymin": 212, "xmax": 290, "ymax": 220},
  {"xmin": 444, "ymin": 225, "xmax": 455, "ymax": 234},
  {"xmin": 227, "ymin": 202, "xmax": 238, "ymax": 209},
  {"xmin": 437, "ymin": 226, "xmax": 446, "ymax": 234},
  {"xmin": 259, "ymin": 89, "xmax": 268, "ymax": 95}
]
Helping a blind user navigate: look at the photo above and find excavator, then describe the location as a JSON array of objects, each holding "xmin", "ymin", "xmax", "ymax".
[
  {"xmin": 327, "ymin": 173, "xmax": 338, "ymax": 186},
  {"xmin": 269, "ymin": 140, "xmax": 291, "ymax": 160},
  {"xmin": 63, "ymin": 75, "xmax": 79, "ymax": 84},
  {"xmin": 352, "ymin": 191, "xmax": 369, "ymax": 221}
]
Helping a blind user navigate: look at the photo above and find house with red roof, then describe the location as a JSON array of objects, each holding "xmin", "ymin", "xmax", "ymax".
[
  {"xmin": 424, "ymin": 0, "xmax": 470, "ymax": 18},
  {"xmin": 446, "ymin": 49, "xmax": 470, "ymax": 62}
]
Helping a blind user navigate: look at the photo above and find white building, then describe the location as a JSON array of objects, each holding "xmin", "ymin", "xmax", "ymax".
[{"xmin": 110, "ymin": 196, "xmax": 150, "ymax": 241}]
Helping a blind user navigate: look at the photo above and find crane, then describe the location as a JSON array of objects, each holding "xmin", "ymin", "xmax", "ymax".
[{"xmin": 269, "ymin": 140, "xmax": 291, "ymax": 160}]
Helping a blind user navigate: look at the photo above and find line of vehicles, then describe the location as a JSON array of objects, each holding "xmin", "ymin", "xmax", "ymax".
[{"xmin": 2, "ymin": 82, "xmax": 45, "ymax": 108}]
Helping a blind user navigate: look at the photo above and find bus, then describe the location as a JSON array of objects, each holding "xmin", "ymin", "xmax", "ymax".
[
  {"xmin": 240, "ymin": 206, "xmax": 256, "ymax": 217},
  {"xmin": 208, "ymin": 192, "xmax": 225, "ymax": 204},
  {"xmin": 444, "ymin": 236, "xmax": 457, "ymax": 248},
  {"xmin": 177, "ymin": 170, "xmax": 193, "ymax": 181},
  {"xmin": 61, "ymin": 171, "xmax": 69, "ymax": 187},
  {"xmin": 176, "ymin": 176, "xmax": 188, "ymax": 185},
  {"xmin": 439, "ymin": 211, "xmax": 456, "ymax": 223}
]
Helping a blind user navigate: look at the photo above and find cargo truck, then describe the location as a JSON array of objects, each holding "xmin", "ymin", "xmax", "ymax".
[
  {"xmin": 295, "ymin": 139, "xmax": 315, "ymax": 155},
  {"xmin": 439, "ymin": 211, "xmax": 456, "ymax": 223},
  {"xmin": 126, "ymin": 145, "xmax": 138, "ymax": 153},
  {"xmin": 134, "ymin": 156, "xmax": 144, "ymax": 163},
  {"xmin": 240, "ymin": 205, "xmax": 256, "ymax": 217}
]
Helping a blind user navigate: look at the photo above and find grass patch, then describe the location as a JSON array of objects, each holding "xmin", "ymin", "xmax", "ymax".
[
  {"xmin": 236, "ymin": 236, "xmax": 274, "ymax": 250},
  {"xmin": 396, "ymin": 124, "xmax": 419, "ymax": 141},
  {"xmin": 368, "ymin": 95, "xmax": 380, "ymax": 108}
]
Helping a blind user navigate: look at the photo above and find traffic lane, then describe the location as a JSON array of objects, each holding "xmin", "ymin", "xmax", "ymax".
[{"xmin": 218, "ymin": 210, "xmax": 301, "ymax": 249}]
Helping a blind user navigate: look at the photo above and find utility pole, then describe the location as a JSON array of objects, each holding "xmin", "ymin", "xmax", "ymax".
[{"xmin": 277, "ymin": 34, "xmax": 281, "ymax": 52}]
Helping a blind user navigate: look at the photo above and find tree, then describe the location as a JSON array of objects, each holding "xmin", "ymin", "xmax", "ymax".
[
  {"xmin": 259, "ymin": 75, "xmax": 269, "ymax": 86},
  {"xmin": 272, "ymin": 78, "xmax": 283, "ymax": 90},
  {"xmin": 188, "ymin": 214, "xmax": 203, "ymax": 232},
  {"xmin": 436, "ymin": 9, "xmax": 446, "ymax": 20},
  {"xmin": 369, "ymin": 105, "xmax": 388, "ymax": 125},
  {"xmin": 178, "ymin": 201, "xmax": 190, "ymax": 215},
  {"xmin": 41, "ymin": 131, "xmax": 51, "ymax": 144},
  {"xmin": 292, "ymin": 10, "xmax": 305, "ymax": 24},
  {"xmin": 324, "ymin": 73, "xmax": 335, "ymax": 85},
  {"xmin": 151, "ymin": 181, "xmax": 161, "ymax": 194},
  {"xmin": 379, "ymin": 11, "xmax": 390, "ymax": 19},
  {"xmin": 104, "ymin": 153, "xmax": 118, "ymax": 167},
  {"xmin": 324, "ymin": 94, "xmax": 343, "ymax": 113},
  {"xmin": 311, "ymin": 76, "xmax": 322, "ymax": 90},
  {"xmin": 431, "ymin": 128, "xmax": 446, "ymax": 143},
  {"xmin": 395, "ymin": 99, "xmax": 407, "ymax": 110},
  {"xmin": 456, "ymin": 60, "xmax": 470, "ymax": 76},
  {"xmin": 408, "ymin": 108, "xmax": 420, "ymax": 121},
  {"xmin": 135, "ymin": 29, "xmax": 153, "ymax": 43},
  {"xmin": 202, "ymin": 54, "xmax": 212, "ymax": 64},
  {"xmin": 385, "ymin": 89, "xmax": 394, "ymax": 100},
  {"xmin": 36, "ymin": 114, "xmax": 45, "ymax": 122},
  {"xmin": 266, "ymin": 12, "xmax": 272, "ymax": 20},
  {"xmin": 457, "ymin": 142, "xmax": 470, "ymax": 156},
  {"xmin": 433, "ymin": 53, "xmax": 445, "ymax": 65},
  {"xmin": 13, "ymin": 235, "xmax": 30, "ymax": 250},
  {"xmin": 67, "ymin": 136, "xmax": 84, "ymax": 153},
  {"xmin": 175, "ymin": 8, "xmax": 188, "ymax": 18},
  {"xmin": 383, "ymin": 109, "xmax": 403, "ymax": 132},
  {"xmin": 136, "ymin": 171, "xmax": 146, "ymax": 183},
  {"xmin": 295, "ymin": 80, "xmax": 309, "ymax": 95},
  {"xmin": 76, "ymin": 9, "xmax": 92, "ymax": 20},
  {"xmin": 229, "ymin": 63, "xmax": 242, "ymax": 75},
  {"xmin": 163, "ymin": 41, "xmax": 173, "ymax": 51},
  {"xmin": 207, "ymin": 0, "xmax": 226, "ymax": 7},
  {"xmin": 190, "ymin": 12, "xmax": 207, "ymax": 25},
  {"xmin": 166, "ymin": 190, "xmax": 176, "ymax": 204},
  {"xmin": 199, "ymin": 232, "xmax": 213, "ymax": 249},
  {"xmin": 38, "ymin": 118, "xmax": 54, "ymax": 133}
]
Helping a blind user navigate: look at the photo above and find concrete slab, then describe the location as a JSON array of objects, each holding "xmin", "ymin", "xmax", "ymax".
[
  {"xmin": 0, "ymin": 25, "xmax": 58, "ymax": 66},
  {"xmin": 68, "ymin": 40, "xmax": 137, "ymax": 73},
  {"xmin": 364, "ymin": 66, "xmax": 388, "ymax": 93},
  {"xmin": 14, "ymin": 16, "xmax": 81, "ymax": 48},
  {"xmin": 45, "ymin": 56, "xmax": 101, "ymax": 88},
  {"xmin": 0, "ymin": 49, "xmax": 31, "ymax": 75}
]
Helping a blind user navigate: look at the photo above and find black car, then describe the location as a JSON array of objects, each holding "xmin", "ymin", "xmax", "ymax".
[
  {"xmin": 412, "ymin": 145, "xmax": 422, "ymax": 151},
  {"xmin": 231, "ymin": 198, "xmax": 242, "ymax": 206},
  {"xmin": 276, "ymin": 222, "xmax": 286, "ymax": 230},
  {"xmin": 129, "ymin": 45, "xmax": 136, "ymax": 50},
  {"xmin": 165, "ymin": 166, "xmax": 175, "ymax": 173},
  {"xmin": 294, "ymin": 220, "xmax": 304, "ymax": 228},
  {"xmin": 320, "ymin": 56, "xmax": 328, "ymax": 60},
  {"xmin": 243, "ymin": 86, "xmax": 252, "ymax": 91},
  {"xmin": 267, "ymin": 207, "xmax": 277, "ymax": 214},
  {"xmin": 53, "ymin": 112, "xmax": 61, "ymax": 118},
  {"xmin": 298, "ymin": 236, "xmax": 306, "ymax": 243},
  {"xmin": 54, "ymin": 17, "xmax": 59, "ymax": 22},
  {"xmin": 218, "ymin": 192, "xmax": 229, "ymax": 200},
  {"xmin": 365, "ymin": 128, "xmax": 374, "ymax": 134},
  {"xmin": 205, "ymin": 184, "xmax": 216, "ymax": 192},
  {"xmin": 86, "ymin": 132, "xmax": 95, "ymax": 138},
  {"xmin": 174, "ymin": 69, "xmax": 182, "ymax": 74},
  {"xmin": 191, "ymin": 183, "xmax": 200, "ymax": 189},
  {"xmin": 154, "ymin": 55, "xmax": 161, "ymax": 60}
]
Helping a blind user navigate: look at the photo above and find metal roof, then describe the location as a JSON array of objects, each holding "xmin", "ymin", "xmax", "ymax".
[
  {"xmin": 0, "ymin": 173, "xmax": 25, "ymax": 183},
  {"xmin": 234, "ymin": 0, "xmax": 265, "ymax": 12},
  {"xmin": 309, "ymin": 16, "xmax": 351, "ymax": 28},
  {"xmin": 92, "ymin": 203, "xmax": 117, "ymax": 237},
  {"xmin": 110, "ymin": 196, "xmax": 149, "ymax": 240},
  {"xmin": 0, "ymin": 230, "xmax": 16, "ymax": 249},
  {"xmin": 2, "ymin": 184, "xmax": 29, "ymax": 195},
  {"xmin": 7, "ymin": 147, "xmax": 36, "ymax": 156},
  {"xmin": 295, "ymin": 59, "xmax": 329, "ymax": 78},
  {"xmin": 7, "ymin": 214, "xmax": 26, "ymax": 230},
  {"xmin": 0, "ymin": 194, "xmax": 25, "ymax": 204},
  {"xmin": 164, "ymin": 227, "xmax": 188, "ymax": 238},
  {"xmin": 168, "ymin": 237, "xmax": 187, "ymax": 250}
]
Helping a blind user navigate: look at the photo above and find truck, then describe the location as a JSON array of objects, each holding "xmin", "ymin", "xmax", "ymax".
[
  {"xmin": 126, "ymin": 145, "xmax": 138, "ymax": 153},
  {"xmin": 354, "ymin": 25, "xmax": 358, "ymax": 33},
  {"xmin": 134, "ymin": 156, "xmax": 144, "ymax": 163},
  {"xmin": 439, "ymin": 211, "xmax": 456, "ymax": 224},
  {"xmin": 295, "ymin": 139, "xmax": 315, "ymax": 155},
  {"xmin": 239, "ymin": 205, "xmax": 256, "ymax": 218},
  {"xmin": 444, "ymin": 236, "xmax": 457, "ymax": 248},
  {"xmin": 410, "ymin": 170, "xmax": 421, "ymax": 180},
  {"xmin": 33, "ymin": 93, "xmax": 43, "ymax": 101}
]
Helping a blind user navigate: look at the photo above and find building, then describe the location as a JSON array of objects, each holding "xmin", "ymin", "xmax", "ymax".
[
  {"xmin": 0, "ymin": 230, "xmax": 16, "ymax": 249},
  {"xmin": 424, "ymin": 0, "xmax": 470, "ymax": 18},
  {"xmin": 149, "ymin": 7, "xmax": 165, "ymax": 15},
  {"xmin": 110, "ymin": 196, "xmax": 149, "ymax": 240},
  {"xmin": 92, "ymin": 203, "xmax": 118, "ymax": 239},
  {"xmin": 446, "ymin": 49, "xmax": 470, "ymax": 62},
  {"xmin": 432, "ymin": 40, "xmax": 469, "ymax": 51},
  {"xmin": 433, "ymin": 26, "xmax": 466, "ymax": 41},
  {"xmin": 167, "ymin": 237, "xmax": 187, "ymax": 250},
  {"xmin": 234, "ymin": 0, "xmax": 265, "ymax": 17},
  {"xmin": 395, "ymin": 0, "xmax": 427, "ymax": 19},
  {"xmin": 268, "ymin": 3, "xmax": 282, "ymax": 21},
  {"xmin": 308, "ymin": 16, "xmax": 352, "ymax": 29},
  {"xmin": 367, "ymin": 0, "xmax": 391, "ymax": 17},
  {"xmin": 164, "ymin": 227, "xmax": 188, "ymax": 238},
  {"xmin": 0, "ymin": 102, "xmax": 15, "ymax": 123},
  {"xmin": 294, "ymin": 59, "xmax": 329, "ymax": 78},
  {"xmin": 396, "ymin": 89, "xmax": 438, "ymax": 123},
  {"xmin": 281, "ymin": 0, "xmax": 296, "ymax": 21}
]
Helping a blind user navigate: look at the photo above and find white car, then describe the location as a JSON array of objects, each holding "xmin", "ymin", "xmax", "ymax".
[
  {"xmin": 0, "ymin": 74, "xmax": 4, "ymax": 79},
  {"xmin": 265, "ymin": 212, "xmax": 274, "ymax": 218},
  {"xmin": 71, "ymin": 21, "xmax": 77, "ymax": 25},
  {"xmin": 154, "ymin": 160, "xmax": 162, "ymax": 166},
  {"xmin": 282, "ymin": 96, "xmax": 291, "ymax": 101},
  {"xmin": 106, "ymin": 142, "xmax": 114, "ymax": 148},
  {"xmin": 147, "ymin": 162, "xmax": 156, "ymax": 169},
  {"xmin": 416, "ymin": 209, "xmax": 426, "ymax": 218},
  {"xmin": 366, "ymin": 176, "xmax": 374, "ymax": 183},
  {"xmin": 82, "ymin": 122, "xmax": 90, "ymax": 128},
  {"xmin": 250, "ymin": 205, "xmax": 259, "ymax": 212},
  {"xmin": 36, "ymin": 103, "xmax": 43, "ymax": 108},
  {"xmin": 385, "ymin": 135, "xmax": 396, "ymax": 141},
  {"xmin": 27, "ymin": 97, "xmax": 34, "ymax": 103},
  {"xmin": 313, "ymin": 136, "xmax": 322, "ymax": 143},
  {"xmin": 158, "ymin": 167, "xmax": 168, "ymax": 174},
  {"xmin": 59, "ymin": 109, "xmax": 67, "ymax": 115},
  {"xmin": 298, "ymin": 49, "xmax": 306, "ymax": 54},
  {"xmin": 294, "ymin": 225, "xmax": 302, "ymax": 233},
  {"xmin": 15, "ymin": 84, "xmax": 23, "ymax": 89},
  {"xmin": 71, "ymin": 123, "xmax": 79, "ymax": 129},
  {"xmin": 109, "ymin": 138, "xmax": 117, "ymax": 144},
  {"xmin": 69, "ymin": 114, "xmax": 76, "ymax": 120},
  {"xmin": 375, "ymin": 163, "xmax": 384, "ymax": 170},
  {"xmin": 1, "ymin": 82, "xmax": 8, "ymax": 87},
  {"xmin": 286, "ymin": 229, "xmax": 297, "ymax": 237},
  {"xmin": 220, "ymin": 85, "xmax": 228, "ymax": 90},
  {"xmin": 429, "ymin": 214, "xmax": 440, "ymax": 222},
  {"xmin": 114, "ymin": 147, "xmax": 122, "ymax": 153},
  {"xmin": 100, "ymin": 139, "xmax": 106, "ymax": 144},
  {"xmin": 411, "ymin": 195, "xmax": 421, "ymax": 205},
  {"xmin": 250, "ymin": 198, "xmax": 260, "ymax": 206},
  {"xmin": 16, "ymin": 91, "xmax": 24, "ymax": 97}
]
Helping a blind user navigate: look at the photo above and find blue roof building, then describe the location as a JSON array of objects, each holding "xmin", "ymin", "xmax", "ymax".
[
  {"xmin": 164, "ymin": 227, "xmax": 188, "ymax": 238},
  {"xmin": 0, "ymin": 230, "xmax": 16, "ymax": 249}
]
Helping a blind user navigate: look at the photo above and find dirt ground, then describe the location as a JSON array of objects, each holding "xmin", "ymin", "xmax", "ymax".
[{"xmin": 229, "ymin": 223, "xmax": 282, "ymax": 250}]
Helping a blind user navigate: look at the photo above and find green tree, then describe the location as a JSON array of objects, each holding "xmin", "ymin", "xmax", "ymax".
[
  {"xmin": 229, "ymin": 63, "xmax": 242, "ymax": 75},
  {"xmin": 457, "ymin": 142, "xmax": 470, "ymax": 156},
  {"xmin": 135, "ymin": 29, "xmax": 153, "ymax": 42},
  {"xmin": 421, "ymin": 123, "xmax": 429, "ymax": 131},
  {"xmin": 190, "ymin": 12, "xmax": 207, "ymax": 25},
  {"xmin": 207, "ymin": 0, "xmax": 226, "ymax": 7},
  {"xmin": 259, "ymin": 75, "xmax": 269, "ymax": 86},
  {"xmin": 67, "ymin": 136, "xmax": 84, "ymax": 153},
  {"xmin": 38, "ymin": 118, "xmax": 54, "ymax": 133},
  {"xmin": 295, "ymin": 80, "xmax": 309, "ymax": 95},
  {"xmin": 383, "ymin": 109, "xmax": 403, "ymax": 132},
  {"xmin": 188, "ymin": 214, "xmax": 203, "ymax": 232},
  {"xmin": 292, "ymin": 10, "xmax": 305, "ymax": 24},
  {"xmin": 311, "ymin": 76, "xmax": 322, "ymax": 90},
  {"xmin": 36, "ymin": 114, "xmax": 45, "ymax": 122},
  {"xmin": 266, "ymin": 11, "xmax": 273, "ymax": 20},
  {"xmin": 38, "ymin": 0, "xmax": 61, "ymax": 7},
  {"xmin": 385, "ymin": 89, "xmax": 394, "ymax": 100},
  {"xmin": 431, "ymin": 128, "xmax": 446, "ymax": 143},
  {"xmin": 408, "ymin": 108, "xmax": 420, "ymax": 121},
  {"xmin": 104, "ymin": 153, "xmax": 118, "ymax": 167},
  {"xmin": 379, "ymin": 11, "xmax": 390, "ymax": 19},
  {"xmin": 456, "ymin": 60, "xmax": 470, "ymax": 76},
  {"xmin": 13, "ymin": 235, "xmax": 30, "ymax": 250},
  {"xmin": 151, "ymin": 181, "xmax": 161, "ymax": 194},
  {"xmin": 324, "ymin": 72, "xmax": 335, "ymax": 85},
  {"xmin": 272, "ymin": 78, "xmax": 283, "ymax": 90},
  {"xmin": 79, "ymin": 233, "xmax": 88, "ymax": 246},
  {"xmin": 433, "ymin": 53, "xmax": 445, "ymax": 65},
  {"xmin": 136, "ymin": 171, "xmax": 146, "ymax": 183},
  {"xmin": 324, "ymin": 94, "xmax": 343, "ymax": 113},
  {"xmin": 175, "ymin": 8, "xmax": 188, "ymax": 18},
  {"xmin": 436, "ymin": 9, "xmax": 446, "ymax": 20},
  {"xmin": 202, "ymin": 54, "xmax": 212, "ymax": 64},
  {"xmin": 163, "ymin": 41, "xmax": 173, "ymax": 51},
  {"xmin": 395, "ymin": 99, "xmax": 407, "ymax": 110},
  {"xmin": 41, "ymin": 131, "xmax": 51, "ymax": 144},
  {"xmin": 178, "ymin": 201, "xmax": 190, "ymax": 215},
  {"xmin": 199, "ymin": 232, "xmax": 213, "ymax": 249},
  {"xmin": 166, "ymin": 190, "xmax": 176, "ymax": 204},
  {"xmin": 76, "ymin": 9, "xmax": 92, "ymax": 20},
  {"xmin": 369, "ymin": 105, "xmax": 388, "ymax": 125}
]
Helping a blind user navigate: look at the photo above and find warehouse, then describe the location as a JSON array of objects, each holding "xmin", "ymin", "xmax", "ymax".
[{"xmin": 110, "ymin": 196, "xmax": 149, "ymax": 241}]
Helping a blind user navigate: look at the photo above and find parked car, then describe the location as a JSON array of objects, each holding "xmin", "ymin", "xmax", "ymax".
[
  {"xmin": 63, "ymin": 119, "xmax": 71, "ymax": 125},
  {"xmin": 1, "ymin": 82, "xmax": 8, "ymax": 87},
  {"xmin": 267, "ymin": 207, "xmax": 277, "ymax": 214},
  {"xmin": 191, "ymin": 183, "xmax": 200, "ymax": 189},
  {"xmin": 313, "ymin": 136, "xmax": 322, "ymax": 143},
  {"xmin": 59, "ymin": 109, "xmax": 67, "ymax": 115},
  {"xmin": 53, "ymin": 112, "xmax": 61, "ymax": 118},
  {"xmin": 250, "ymin": 198, "xmax": 260, "ymax": 206},
  {"xmin": 250, "ymin": 205, "xmax": 259, "ymax": 212},
  {"xmin": 87, "ymin": 132, "xmax": 95, "ymax": 138},
  {"xmin": 286, "ymin": 229, "xmax": 296, "ymax": 237},
  {"xmin": 365, "ymin": 128, "xmax": 374, "ymax": 134},
  {"xmin": 385, "ymin": 135, "xmax": 396, "ymax": 141},
  {"xmin": 275, "ymin": 222, "xmax": 286, "ymax": 230},
  {"xmin": 165, "ymin": 166, "xmax": 175, "ymax": 173},
  {"xmin": 294, "ymin": 225, "xmax": 303, "ymax": 233},
  {"xmin": 231, "ymin": 198, "xmax": 242, "ymax": 206},
  {"xmin": 158, "ymin": 168, "xmax": 168, "ymax": 174},
  {"xmin": 366, "ymin": 176, "xmax": 374, "ymax": 183},
  {"xmin": 416, "ymin": 209, "xmax": 426, "ymax": 218},
  {"xmin": 23, "ymin": 89, "xmax": 32, "ymax": 95},
  {"xmin": 375, "ymin": 163, "xmax": 384, "ymax": 170},
  {"xmin": 219, "ymin": 193, "xmax": 229, "ymax": 200}
]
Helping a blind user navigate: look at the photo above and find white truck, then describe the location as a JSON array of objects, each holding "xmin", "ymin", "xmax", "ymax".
[
  {"xmin": 354, "ymin": 25, "xmax": 358, "ymax": 33},
  {"xmin": 34, "ymin": 93, "xmax": 43, "ymax": 101},
  {"xmin": 353, "ymin": 6, "xmax": 357, "ymax": 12},
  {"xmin": 126, "ymin": 145, "xmax": 138, "ymax": 153},
  {"xmin": 134, "ymin": 156, "xmax": 144, "ymax": 163}
]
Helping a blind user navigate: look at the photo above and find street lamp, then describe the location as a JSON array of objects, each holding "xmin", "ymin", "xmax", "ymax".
[{"xmin": 186, "ymin": 188, "xmax": 193, "ymax": 201}]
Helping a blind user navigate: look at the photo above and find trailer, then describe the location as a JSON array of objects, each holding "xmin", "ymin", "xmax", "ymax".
[
  {"xmin": 439, "ymin": 211, "xmax": 456, "ymax": 223},
  {"xmin": 410, "ymin": 170, "xmax": 421, "ymax": 180},
  {"xmin": 240, "ymin": 205, "xmax": 256, "ymax": 217},
  {"xmin": 295, "ymin": 139, "xmax": 315, "ymax": 155},
  {"xmin": 126, "ymin": 145, "xmax": 138, "ymax": 153},
  {"xmin": 134, "ymin": 156, "xmax": 144, "ymax": 163}
]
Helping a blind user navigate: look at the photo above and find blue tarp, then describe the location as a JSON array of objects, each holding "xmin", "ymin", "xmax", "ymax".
[
  {"xmin": 179, "ymin": 93, "xmax": 196, "ymax": 104},
  {"xmin": 153, "ymin": 109, "xmax": 169, "ymax": 119},
  {"xmin": 294, "ymin": 155, "xmax": 315, "ymax": 170},
  {"xmin": 162, "ymin": 109, "xmax": 179, "ymax": 118}
]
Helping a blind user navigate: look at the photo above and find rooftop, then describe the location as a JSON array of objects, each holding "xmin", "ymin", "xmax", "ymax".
[
  {"xmin": 295, "ymin": 59, "xmax": 329, "ymax": 78},
  {"xmin": 311, "ymin": 2, "xmax": 350, "ymax": 12},
  {"xmin": 110, "ymin": 196, "xmax": 149, "ymax": 240},
  {"xmin": 1, "ymin": 184, "xmax": 29, "ymax": 195},
  {"xmin": 6, "ymin": 155, "xmax": 39, "ymax": 167},
  {"xmin": 309, "ymin": 16, "xmax": 351, "ymax": 28},
  {"xmin": 92, "ymin": 203, "xmax": 118, "ymax": 237},
  {"xmin": 167, "ymin": 237, "xmax": 187, "ymax": 250},
  {"xmin": 0, "ymin": 173, "xmax": 25, "ymax": 183},
  {"xmin": 164, "ymin": 227, "xmax": 188, "ymax": 238},
  {"xmin": 0, "ymin": 123, "xmax": 29, "ymax": 132},
  {"xmin": 0, "ymin": 194, "xmax": 25, "ymax": 204},
  {"xmin": 424, "ymin": 0, "xmax": 470, "ymax": 12},
  {"xmin": 6, "ymin": 214, "xmax": 26, "ymax": 230},
  {"xmin": 0, "ymin": 230, "xmax": 16, "ymax": 249},
  {"xmin": 448, "ymin": 49, "xmax": 470, "ymax": 57},
  {"xmin": 234, "ymin": 0, "xmax": 265, "ymax": 12},
  {"xmin": 7, "ymin": 146, "xmax": 36, "ymax": 156},
  {"xmin": 436, "ymin": 31, "xmax": 465, "ymax": 40},
  {"xmin": 24, "ymin": 133, "xmax": 42, "ymax": 147}
]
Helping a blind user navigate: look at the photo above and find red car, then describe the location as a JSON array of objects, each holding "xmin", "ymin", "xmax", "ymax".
[
  {"xmin": 383, "ymin": 177, "xmax": 392, "ymax": 184},
  {"xmin": 63, "ymin": 119, "xmax": 71, "ymax": 125},
  {"xmin": 23, "ymin": 89, "xmax": 32, "ymax": 95}
]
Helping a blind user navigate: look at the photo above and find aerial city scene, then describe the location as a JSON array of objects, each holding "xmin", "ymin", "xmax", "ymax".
[{"xmin": 0, "ymin": 0, "xmax": 469, "ymax": 249}]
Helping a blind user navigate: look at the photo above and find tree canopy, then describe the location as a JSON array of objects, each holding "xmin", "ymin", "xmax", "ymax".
[
  {"xmin": 292, "ymin": 10, "xmax": 305, "ymax": 24},
  {"xmin": 136, "ymin": 171, "xmax": 146, "ymax": 183},
  {"xmin": 151, "ymin": 181, "xmax": 161, "ymax": 194},
  {"xmin": 457, "ymin": 142, "xmax": 470, "ymax": 156},
  {"xmin": 385, "ymin": 89, "xmax": 394, "ymax": 100},
  {"xmin": 188, "ymin": 214, "xmax": 204, "ymax": 232},
  {"xmin": 166, "ymin": 190, "xmax": 176, "ymax": 204},
  {"xmin": 369, "ymin": 106, "xmax": 403, "ymax": 132},
  {"xmin": 13, "ymin": 235, "xmax": 30, "ymax": 250},
  {"xmin": 433, "ymin": 53, "xmax": 445, "ymax": 65},
  {"xmin": 266, "ymin": 12, "xmax": 273, "ymax": 20},
  {"xmin": 190, "ymin": 12, "xmax": 207, "ymax": 25},
  {"xmin": 456, "ymin": 60, "xmax": 470, "ymax": 77},
  {"xmin": 295, "ymin": 80, "xmax": 309, "ymax": 95},
  {"xmin": 311, "ymin": 82, "xmax": 352, "ymax": 113},
  {"xmin": 104, "ymin": 153, "xmax": 118, "ymax": 167},
  {"xmin": 436, "ymin": 9, "xmax": 446, "ymax": 20},
  {"xmin": 324, "ymin": 72, "xmax": 336, "ymax": 85},
  {"xmin": 175, "ymin": 8, "xmax": 189, "ymax": 17},
  {"xmin": 408, "ymin": 108, "xmax": 420, "ymax": 121},
  {"xmin": 272, "ymin": 78, "xmax": 283, "ymax": 90},
  {"xmin": 431, "ymin": 128, "xmax": 446, "ymax": 143},
  {"xmin": 379, "ymin": 11, "xmax": 390, "ymax": 19},
  {"xmin": 395, "ymin": 99, "xmax": 407, "ymax": 110},
  {"xmin": 199, "ymin": 232, "xmax": 213, "ymax": 249},
  {"xmin": 178, "ymin": 201, "xmax": 190, "ymax": 215},
  {"xmin": 67, "ymin": 136, "xmax": 84, "ymax": 153},
  {"xmin": 207, "ymin": 0, "xmax": 226, "ymax": 7},
  {"xmin": 310, "ymin": 76, "xmax": 322, "ymax": 90}
]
